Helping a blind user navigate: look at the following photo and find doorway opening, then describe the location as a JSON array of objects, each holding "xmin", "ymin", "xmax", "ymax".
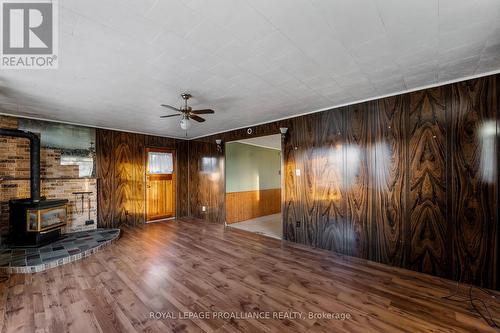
[
  {"xmin": 145, "ymin": 148, "xmax": 176, "ymax": 222},
  {"xmin": 225, "ymin": 134, "xmax": 282, "ymax": 239}
]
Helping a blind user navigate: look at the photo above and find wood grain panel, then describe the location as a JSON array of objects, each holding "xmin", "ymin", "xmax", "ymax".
[
  {"xmin": 344, "ymin": 105, "xmax": 370, "ymax": 258},
  {"xmin": 176, "ymin": 140, "xmax": 190, "ymax": 217},
  {"xmin": 284, "ymin": 115, "xmax": 310, "ymax": 245},
  {"xmin": 226, "ymin": 188, "xmax": 281, "ymax": 224},
  {"xmin": 144, "ymin": 135, "xmax": 176, "ymax": 149},
  {"xmin": 196, "ymin": 122, "xmax": 283, "ymax": 144},
  {"xmin": 188, "ymin": 140, "xmax": 225, "ymax": 223},
  {"xmin": 450, "ymin": 77, "xmax": 498, "ymax": 289},
  {"xmin": 113, "ymin": 131, "xmax": 136, "ymax": 226},
  {"xmin": 311, "ymin": 110, "xmax": 345, "ymax": 253},
  {"xmin": 408, "ymin": 87, "xmax": 449, "ymax": 277},
  {"xmin": 282, "ymin": 122, "xmax": 297, "ymax": 243},
  {"xmin": 96, "ymin": 129, "xmax": 114, "ymax": 228},
  {"xmin": 497, "ymin": 74, "xmax": 500, "ymax": 291},
  {"xmin": 187, "ymin": 141, "xmax": 200, "ymax": 218},
  {"xmin": 212, "ymin": 146, "xmax": 225, "ymax": 225},
  {"xmin": 371, "ymin": 96, "xmax": 407, "ymax": 266},
  {"xmin": 283, "ymin": 117, "xmax": 305, "ymax": 244},
  {"xmin": 133, "ymin": 134, "xmax": 145, "ymax": 225}
]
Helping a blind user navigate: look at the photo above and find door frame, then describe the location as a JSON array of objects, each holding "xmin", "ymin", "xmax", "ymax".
[
  {"xmin": 145, "ymin": 147, "xmax": 177, "ymax": 222},
  {"xmin": 223, "ymin": 133, "xmax": 284, "ymax": 239}
]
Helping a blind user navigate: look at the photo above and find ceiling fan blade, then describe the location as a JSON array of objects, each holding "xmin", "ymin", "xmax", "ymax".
[
  {"xmin": 160, "ymin": 114, "xmax": 181, "ymax": 118},
  {"xmin": 161, "ymin": 104, "xmax": 181, "ymax": 112},
  {"xmin": 189, "ymin": 115, "xmax": 206, "ymax": 122},
  {"xmin": 191, "ymin": 109, "xmax": 215, "ymax": 114}
]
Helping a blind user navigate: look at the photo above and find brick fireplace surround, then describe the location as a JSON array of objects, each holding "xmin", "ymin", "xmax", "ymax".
[{"xmin": 0, "ymin": 115, "xmax": 97, "ymax": 245}]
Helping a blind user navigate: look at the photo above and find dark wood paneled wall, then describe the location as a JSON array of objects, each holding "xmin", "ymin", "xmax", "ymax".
[
  {"xmin": 186, "ymin": 140, "xmax": 225, "ymax": 223},
  {"xmin": 96, "ymin": 129, "xmax": 184, "ymax": 228},
  {"xmin": 184, "ymin": 74, "xmax": 499, "ymax": 290}
]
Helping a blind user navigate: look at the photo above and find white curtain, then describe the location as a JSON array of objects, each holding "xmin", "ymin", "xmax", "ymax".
[{"xmin": 148, "ymin": 152, "xmax": 173, "ymax": 174}]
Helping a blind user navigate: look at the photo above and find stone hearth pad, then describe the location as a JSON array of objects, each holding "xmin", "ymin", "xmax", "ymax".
[{"xmin": 0, "ymin": 229, "xmax": 120, "ymax": 273}]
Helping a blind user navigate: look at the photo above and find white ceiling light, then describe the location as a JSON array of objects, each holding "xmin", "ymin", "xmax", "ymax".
[
  {"xmin": 179, "ymin": 116, "xmax": 191, "ymax": 130},
  {"xmin": 160, "ymin": 93, "xmax": 214, "ymax": 131}
]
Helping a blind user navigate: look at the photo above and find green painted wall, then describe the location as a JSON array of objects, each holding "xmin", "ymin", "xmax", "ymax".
[{"xmin": 225, "ymin": 142, "xmax": 281, "ymax": 193}]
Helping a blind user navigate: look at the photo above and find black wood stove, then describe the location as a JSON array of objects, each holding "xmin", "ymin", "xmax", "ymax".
[
  {"xmin": 0, "ymin": 128, "xmax": 68, "ymax": 246},
  {"xmin": 9, "ymin": 198, "xmax": 68, "ymax": 246}
]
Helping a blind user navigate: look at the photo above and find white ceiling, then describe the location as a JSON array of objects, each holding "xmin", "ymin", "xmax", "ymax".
[
  {"xmin": 236, "ymin": 134, "xmax": 281, "ymax": 150},
  {"xmin": 1, "ymin": 0, "xmax": 500, "ymax": 139}
]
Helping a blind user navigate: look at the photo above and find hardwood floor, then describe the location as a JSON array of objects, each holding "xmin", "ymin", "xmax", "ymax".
[{"xmin": 0, "ymin": 220, "xmax": 499, "ymax": 333}]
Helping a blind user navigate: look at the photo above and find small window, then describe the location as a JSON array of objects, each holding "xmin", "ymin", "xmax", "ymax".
[
  {"xmin": 201, "ymin": 157, "xmax": 217, "ymax": 173},
  {"xmin": 147, "ymin": 152, "xmax": 173, "ymax": 174}
]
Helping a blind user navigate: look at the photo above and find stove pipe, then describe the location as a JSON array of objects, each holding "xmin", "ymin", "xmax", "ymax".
[{"xmin": 0, "ymin": 128, "xmax": 41, "ymax": 202}]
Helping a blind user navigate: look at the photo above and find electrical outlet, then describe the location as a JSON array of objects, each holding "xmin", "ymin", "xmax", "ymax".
[
  {"xmin": 296, "ymin": 221, "xmax": 301, "ymax": 228},
  {"xmin": 201, "ymin": 206, "xmax": 207, "ymax": 212},
  {"xmin": 85, "ymin": 220, "xmax": 94, "ymax": 225}
]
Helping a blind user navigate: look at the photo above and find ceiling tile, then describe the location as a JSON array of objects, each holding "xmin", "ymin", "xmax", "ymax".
[{"xmin": 2, "ymin": 0, "xmax": 500, "ymax": 138}]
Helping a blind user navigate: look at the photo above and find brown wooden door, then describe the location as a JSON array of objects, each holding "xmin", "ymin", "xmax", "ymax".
[{"xmin": 146, "ymin": 148, "xmax": 176, "ymax": 221}]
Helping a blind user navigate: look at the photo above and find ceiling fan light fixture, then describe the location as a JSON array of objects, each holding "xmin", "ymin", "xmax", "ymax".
[
  {"xmin": 179, "ymin": 116, "xmax": 191, "ymax": 130},
  {"xmin": 161, "ymin": 93, "xmax": 214, "ymax": 130}
]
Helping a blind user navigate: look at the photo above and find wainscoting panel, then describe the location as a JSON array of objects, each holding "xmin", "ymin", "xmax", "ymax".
[
  {"xmin": 183, "ymin": 73, "xmax": 499, "ymax": 290},
  {"xmin": 226, "ymin": 189, "xmax": 281, "ymax": 224}
]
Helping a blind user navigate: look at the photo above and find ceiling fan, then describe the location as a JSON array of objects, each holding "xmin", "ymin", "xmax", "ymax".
[{"xmin": 160, "ymin": 93, "xmax": 215, "ymax": 130}]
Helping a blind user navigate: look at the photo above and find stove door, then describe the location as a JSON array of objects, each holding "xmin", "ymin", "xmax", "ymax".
[{"xmin": 27, "ymin": 205, "xmax": 67, "ymax": 232}]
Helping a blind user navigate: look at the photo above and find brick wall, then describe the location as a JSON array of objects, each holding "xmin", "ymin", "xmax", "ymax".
[
  {"xmin": 0, "ymin": 116, "xmax": 18, "ymax": 129},
  {"xmin": 0, "ymin": 115, "xmax": 97, "ymax": 244}
]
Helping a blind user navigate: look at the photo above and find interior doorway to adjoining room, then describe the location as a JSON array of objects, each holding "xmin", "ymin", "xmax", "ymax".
[{"xmin": 225, "ymin": 134, "xmax": 282, "ymax": 239}]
